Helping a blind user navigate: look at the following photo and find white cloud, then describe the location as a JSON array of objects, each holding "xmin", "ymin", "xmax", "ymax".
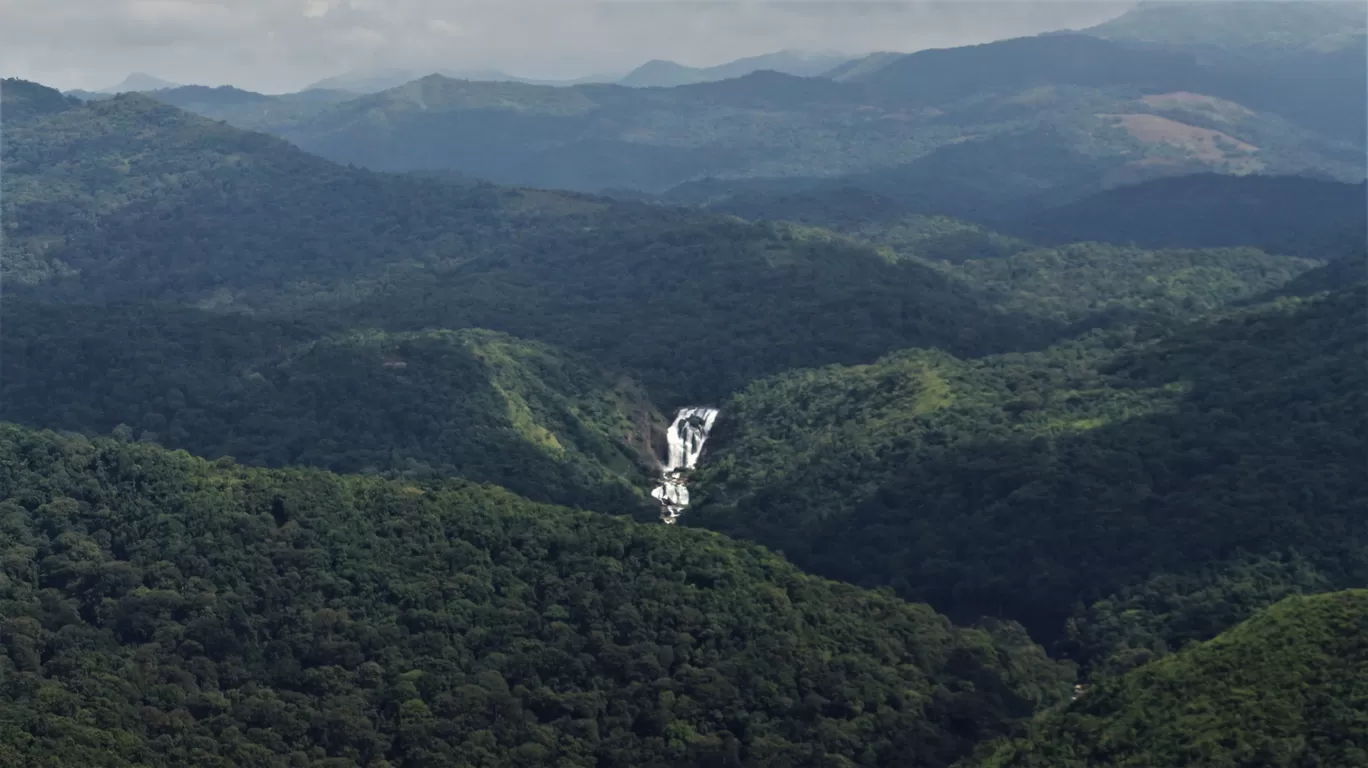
[
  {"xmin": 0, "ymin": 0, "xmax": 1134, "ymax": 93},
  {"xmin": 427, "ymin": 19, "xmax": 464, "ymax": 37},
  {"xmin": 303, "ymin": 0, "xmax": 336, "ymax": 19}
]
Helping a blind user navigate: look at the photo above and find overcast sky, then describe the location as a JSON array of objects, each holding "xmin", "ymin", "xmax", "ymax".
[{"xmin": 1, "ymin": 1, "xmax": 1136, "ymax": 93}]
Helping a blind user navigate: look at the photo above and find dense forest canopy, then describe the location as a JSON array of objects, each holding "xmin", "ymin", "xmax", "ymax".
[
  {"xmin": 689, "ymin": 287, "xmax": 1368, "ymax": 668},
  {"xmin": 975, "ymin": 590, "xmax": 1368, "ymax": 767},
  {"xmin": 6, "ymin": 77, "xmax": 1352, "ymax": 521},
  {"xmin": 0, "ymin": 425, "xmax": 1073, "ymax": 767},
  {"xmin": 0, "ymin": 304, "xmax": 661, "ymax": 515},
  {"xmin": 0, "ymin": 80, "xmax": 1054, "ymax": 407}
]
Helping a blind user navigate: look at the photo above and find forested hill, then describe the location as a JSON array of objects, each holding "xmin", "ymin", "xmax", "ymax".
[
  {"xmin": 0, "ymin": 424, "xmax": 1074, "ymax": 767},
  {"xmin": 689, "ymin": 286, "xmax": 1368, "ymax": 669},
  {"xmin": 135, "ymin": 33, "xmax": 1364, "ymax": 196},
  {"xmin": 975, "ymin": 590, "xmax": 1368, "ymax": 768},
  {"xmin": 1, "ymin": 78, "xmax": 1050, "ymax": 407},
  {"xmin": 0, "ymin": 309, "xmax": 665, "ymax": 515},
  {"xmin": 1008, "ymin": 174, "xmax": 1368, "ymax": 253},
  {"xmin": 1087, "ymin": 0, "xmax": 1366, "ymax": 50},
  {"xmin": 674, "ymin": 179, "xmax": 1353, "ymax": 302}
]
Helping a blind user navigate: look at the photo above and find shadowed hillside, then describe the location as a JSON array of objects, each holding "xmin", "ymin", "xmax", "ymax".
[{"xmin": 976, "ymin": 590, "xmax": 1368, "ymax": 767}]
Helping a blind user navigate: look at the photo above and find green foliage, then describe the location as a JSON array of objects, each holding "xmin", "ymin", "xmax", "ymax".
[
  {"xmin": 703, "ymin": 193, "xmax": 1035, "ymax": 265},
  {"xmin": 689, "ymin": 289, "xmax": 1368, "ymax": 664},
  {"xmin": 4, "ymin": 72, "xmax": 1366, "ymax": 766},
  {"xmin": 1, "ymin": 83, "xmax": 1051, "ymax": 405},
  {"xmin": 945, "ymin": 244, "xmax": 1322, "ymax": 324},
  {"xmin": 1065, "ymin": 553, "xmax": 1343, "ymax": 677},
  {"xmin": 0, "ymin": 302, "xmax": 657, "ymax": 513},
  {"xmin": 0, "ymin": 425, "xmax": 1073, "ymax": 767},
  {"xmin": 976, "ymin": 590, "xmax": 1368, "ymax": 767},
  {"xmin": 850, "ymin": 216, "xmax": 1033, "ymax": 265},
  {"xmin": 1269, "ymin": 253, "xmax": 1368, "ymax": 299}
]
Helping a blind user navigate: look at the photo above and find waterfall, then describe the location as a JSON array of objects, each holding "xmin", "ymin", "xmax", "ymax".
[{"xmin": 652, "ymin": 407, "xmax": 719, "ymax": 524}]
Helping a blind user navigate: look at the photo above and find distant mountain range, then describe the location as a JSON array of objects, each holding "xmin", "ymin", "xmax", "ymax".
[
  {"xmin": 157, "ymin": 31, "xmax": 1358, "ymax": 197},
  {"xmin": 64, "ymin": 3, "xmax": 1367, "ymax": 205},
  {"xmin": 617, "ymin": 50, "xmax": 852, "ymax": 88},
  {"xmin": 301, "ymin": 50, "xmax": 856, "ymax": 94},
  {"xmin": 304, "ymin": 67, "xmax": 620, "ymax": 94},
  {"xmin": 65, "ymin": 72, "xmax": 181, "ymax": 102},
  {"xmin": 101, "ymin": 72, "xmax": 179, "ymax": 93}
]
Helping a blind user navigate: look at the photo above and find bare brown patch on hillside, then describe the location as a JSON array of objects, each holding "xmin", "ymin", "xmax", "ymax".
[
  {"xmin": 1140, "ymin": 91, "xmax": 1255, "ymax": 122},
  {"xmin": 1101, "ymin": 113, "xmax": 1259, "ymax": 164}
]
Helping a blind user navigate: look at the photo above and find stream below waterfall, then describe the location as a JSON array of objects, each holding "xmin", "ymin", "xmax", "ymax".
[{"xmin": 651, "ymin": 407, "xmax": 719, "ymax": 524}]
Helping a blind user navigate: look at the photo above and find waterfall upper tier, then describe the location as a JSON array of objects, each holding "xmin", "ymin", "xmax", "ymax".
[{"xmin": 652, "ymin": 407, "xmax": 719, "ymax": 524}]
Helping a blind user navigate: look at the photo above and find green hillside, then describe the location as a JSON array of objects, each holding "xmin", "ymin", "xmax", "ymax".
[
  {"xmin": 695, "ymin": 184, "xmax": 1340, "ymax": 309},
  {"xmin": 676, "ymin": 183, "xmax": 1333, "ymax": 326},
  {"xmin": 688, "ymin": 288, "xmax": 1368, "ymax": 665},
  {"xmin": 943, "ymin": 244, "xmax": 1321, "ymax": 324},
  {"xmin": 0, "ymin": 303, "xmax": 660, "ymax": 513},
  {"xmin": 0, "ymin": 424, "xmax": 1074, "ymax": 767},
  {"xmin": 4, "ymin": 77, "xmax": 1348, "ymax": 521},
  {"xmin": 1, "ymin": 79, "xmax": 1049, "ymax": 407},
  {"xmin": 976, "ymin": 590, "xmax": 1368, "ymax": 768}
]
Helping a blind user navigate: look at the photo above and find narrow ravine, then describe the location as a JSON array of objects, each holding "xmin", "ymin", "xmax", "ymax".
[{"xmin": 652, "ymin": 407, "xmax": 719, "ymax": 524}]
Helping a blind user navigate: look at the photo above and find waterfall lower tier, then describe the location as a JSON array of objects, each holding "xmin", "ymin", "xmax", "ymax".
[{"xmin": 652, "ymin": 407, "xmax": 718, "ymax": 524}]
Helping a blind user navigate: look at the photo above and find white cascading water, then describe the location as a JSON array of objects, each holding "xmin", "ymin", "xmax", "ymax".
[{"xmin": 651, "ymin": 407, "xmax": 719, "ymax": 524}]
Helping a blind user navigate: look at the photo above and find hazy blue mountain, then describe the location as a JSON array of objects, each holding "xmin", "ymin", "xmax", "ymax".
[
  {"xmin": 618, "ymin": 50, "xmax": 852, "ymax": 87},
  {"xmin": 852, "ymin": 33, "xmax": 1202, "ymax": 98},
  {"xmin": 3, "ymin": 78, "xmax": 83, "ymax": 120},
  {"xmin": 845, "ymin": 30, "xmax": 1364, "ymax": 145},
  {"xmin": 63, "ymin": 89, "xmax": 111, "ymax": 102},
  {"xmin": 151, "ymin": 84, "xmax": 357, "ymax": 130},
  {"xmin": 100, "ymin": 72, "xmax": 180, "ymax": 93},
  {"xmin": 175, "ymin": 61, "xmax": 1358, "ymax": 197},
  {"xmin": 1087, "ymin": 0, "xmax": 1367, "ymax": 51},
  {"xmin": 306, "ymin": 67, "xmax": 617, "ymax": 94},
  {"xmin": 822, "ymin": 51, "xmax": 904, "ymax": 81}
]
